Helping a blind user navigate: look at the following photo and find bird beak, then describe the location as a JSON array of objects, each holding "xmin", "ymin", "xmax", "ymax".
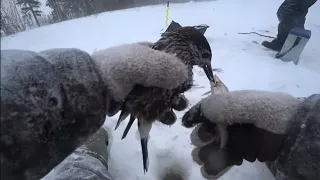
[
  {"xmin": 202, "ymin": 62, "xmax": 216, "ymax": 83},
  {"xmin": 138, "ymin": 119, "xmax": 152, "ymax": 173}
]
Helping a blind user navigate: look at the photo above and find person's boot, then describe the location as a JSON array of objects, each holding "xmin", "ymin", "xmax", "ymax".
[
  {"xmin": 261, "ymin": 38, "xmax": 283, "ymax": 52},
  {"xmin": 79, "ymin": 126, "xmax": 112, "ymax": 169}
]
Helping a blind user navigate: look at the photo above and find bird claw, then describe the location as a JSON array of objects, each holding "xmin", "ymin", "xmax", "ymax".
[
  {"xmin": 121, "ymin": 114, "xmax": 136, "ymax": 139},
  {"xmin": 115, "ymin": 112, "xmax": 151, "ymax": 173},
  {"xmin": 113, "ymin": 107, "xmax": 152, "ymax": 173},
  {"xmin": 115, "ymin": 108, "xmax": 130, "ymax": 130}
]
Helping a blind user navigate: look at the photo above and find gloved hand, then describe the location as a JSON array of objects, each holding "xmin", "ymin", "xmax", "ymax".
[
  {"xmin": 1, "ymin": 43, "xmax": 188, "ymax": 180},
  {"xmin": 91, "ymin": 42, "xmax": 189, "ymax": 117},
  {"xmin": 181, "ymin": 90, "xmax": 301, "ymax": 179}
]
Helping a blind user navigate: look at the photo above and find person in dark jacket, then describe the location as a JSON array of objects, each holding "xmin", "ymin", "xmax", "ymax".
[
  {"xmin": 1, "ymin": 46, "xmax": 319, "ymax": 180},
  {"xmin": 262, "ymin": 0, "xmax": 317, "ymax": 51}
]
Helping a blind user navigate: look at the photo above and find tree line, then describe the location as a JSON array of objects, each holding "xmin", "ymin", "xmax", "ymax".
[{"xmin": 1, "ymin": 0, "xmax": 198, "ymax": 36}]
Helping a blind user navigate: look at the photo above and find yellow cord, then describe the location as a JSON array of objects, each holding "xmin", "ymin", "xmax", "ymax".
[{"xmin": 165, "ymin": 1, "xmax": 170, "ymax": 27}]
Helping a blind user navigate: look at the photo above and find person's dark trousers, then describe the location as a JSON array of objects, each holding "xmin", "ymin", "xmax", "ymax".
[{"xmin": 262, "ymin": 0, "xmax": 317, "ymax": 51}]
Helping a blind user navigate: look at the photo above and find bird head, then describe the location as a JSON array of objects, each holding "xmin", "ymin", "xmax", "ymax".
[{"xmin": 156, "ymin": 26, "xmax": 215, "ymax": 84}]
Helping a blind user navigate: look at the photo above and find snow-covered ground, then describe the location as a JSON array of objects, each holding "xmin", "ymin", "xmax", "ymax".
[{"xmin": 1, "ymin": 0, "xmax": 320, "ymax": 179}]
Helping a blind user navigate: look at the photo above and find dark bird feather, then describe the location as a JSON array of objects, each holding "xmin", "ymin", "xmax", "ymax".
[
  {"xmin": 115, "ymin": 26, "xmax": 214, "ymax": 173},
  {"xmin": 153, "ymin": 26, "xmax": 215, "ymax": 91}
]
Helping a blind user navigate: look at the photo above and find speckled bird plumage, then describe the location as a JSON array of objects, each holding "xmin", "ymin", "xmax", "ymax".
[
  {"xmin": 115, "ymin": 26, "xmax": 213, "ymax": 173},
  {"xmin": 153, "ymin": 26, "xmax": 213, "ymax": 93},
  {"xmin": 119, "ymin": 26, "xmax": 213, "ymax": 125}
]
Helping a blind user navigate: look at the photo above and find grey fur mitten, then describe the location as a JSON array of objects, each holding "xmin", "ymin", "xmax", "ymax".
[
  {"xmin": 182, "ymin": 90, "xmax": 301, "ymax": 179},
  {"xmin": 91, "ymin": 42, "xmax": 189, "ymax": 116}
]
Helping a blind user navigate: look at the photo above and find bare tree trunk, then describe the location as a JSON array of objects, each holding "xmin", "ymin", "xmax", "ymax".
[
  {"xmin": 12, "ymin": 0, "xmax": 26, "ymax": 30},
  {"xmin": 55, "ymin": 1, "xmax": 62, "ymax": 21},
  {"xmin": 1, "ymin": 0, "xmax": 26, "ymax": 35},
  {"xmin": 1, "ymin": 13, "xmax": 10, "ymax": 35},
  {"xmin": 27, "ymin": 2, "xmax": 40, "ymax": 27},
  {"xmin": 56, "ymin": 1, "xmax": 68, "ymax": 21},
  {"xmin": 51, "ymin": 0, "xmax": 62, "ymax": 21}
]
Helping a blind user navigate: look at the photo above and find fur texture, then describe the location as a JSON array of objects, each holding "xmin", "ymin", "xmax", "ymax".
[
  {"xmin": 200, "ymin": 90, "xmax": 300, "ymax": 134},
  {"xmin": 138, "ymin": 41, "xmax": 154, "ymax": 47},
  {"xmin": 184, "ymin": 91, "xmax": 319, "ymax": 180},
  {"xmin": 275, "ymin": 94, "xmax": 320, "ymax": 180},
  {"xmin": 182, "ymin": 90, "xmax": 301, "ymax": 179},
  {"xmin": 91, "ymin": 43, "xmax": 188, "ymax": 102},
  {"xmin": 1, "ymin": 49, "xmax": 107, "ymax": 180}
]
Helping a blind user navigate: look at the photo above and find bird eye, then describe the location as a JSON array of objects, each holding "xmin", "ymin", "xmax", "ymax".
[{"xmin": 202, "ymin": 52, "xmax": 210, "ymax": 59}]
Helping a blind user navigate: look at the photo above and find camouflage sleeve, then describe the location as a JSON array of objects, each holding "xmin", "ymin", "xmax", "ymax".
[
  {"xmin": 272, "ymin": 94, "xmax": 320, "ymax": 180},
  {"xmin": 1, "ymin": 49, "xmax": 108, "ymax": 180},
  {"xmin": 43, "ymin": 148, "xmax": 114, "ymax": 180}
]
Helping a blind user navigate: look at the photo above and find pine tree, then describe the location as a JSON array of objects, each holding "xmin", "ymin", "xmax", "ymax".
[
  {"xmin": 46, "ymin": 0, "xmax": 67, "ymax": 22},
  {"xmin": 16, "ymin": 0, "xmax": 42, "ymax": 27}
]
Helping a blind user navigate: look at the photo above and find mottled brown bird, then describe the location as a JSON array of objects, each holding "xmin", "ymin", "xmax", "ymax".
[{"xmin": 114, "ymin": 26, "xmax": 215, "ymax": 173}]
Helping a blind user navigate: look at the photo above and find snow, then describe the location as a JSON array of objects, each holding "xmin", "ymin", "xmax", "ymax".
[
  {"xmin": 1, "ymin": 0, "xmax": 320, "ymax": 179},
  {"xmin": 39, "ymin": 0, "xmax": 52, "ymax": 15}
]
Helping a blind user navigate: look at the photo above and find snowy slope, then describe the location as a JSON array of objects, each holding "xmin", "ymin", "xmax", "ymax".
[{"xmin": 1, "ymin": 0, "xmax": 320, "ymax": 179}]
